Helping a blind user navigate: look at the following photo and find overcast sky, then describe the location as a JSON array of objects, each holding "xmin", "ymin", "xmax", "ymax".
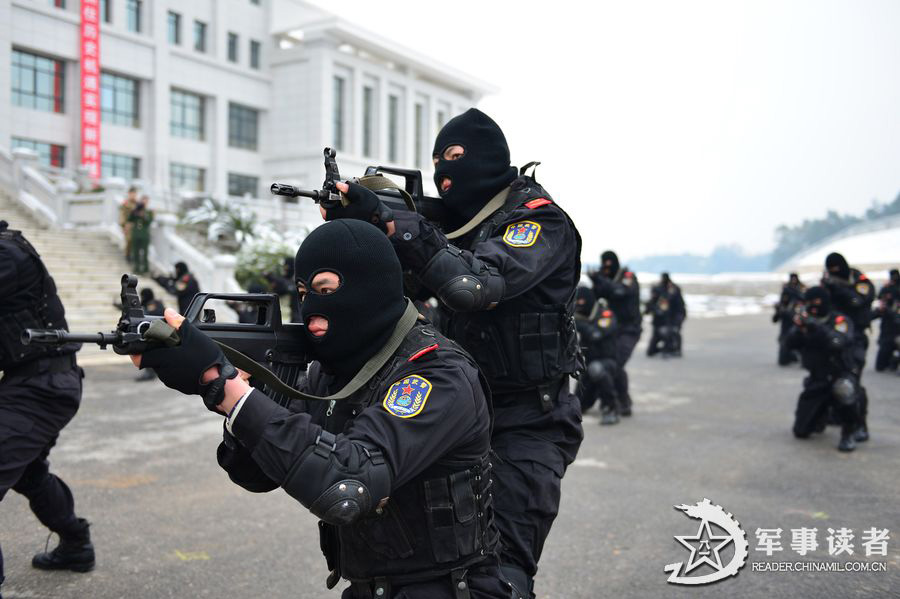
[{"xmin": 307, "ymin": 0, "xmax": 900, "ymax": 264}]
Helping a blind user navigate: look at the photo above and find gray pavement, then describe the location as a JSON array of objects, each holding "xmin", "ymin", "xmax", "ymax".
[{"xmin": 1, "ymin": 313, "xmax": 898, "ymax": 598}]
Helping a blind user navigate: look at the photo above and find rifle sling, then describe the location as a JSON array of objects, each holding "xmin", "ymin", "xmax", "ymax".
[
  {"xmin": 445, "ymin": 186, "xmax": 510, "ymax": 240},
  {"xmin": 213, "ymin": 299, "xmax": 420, "ymax": 402}
]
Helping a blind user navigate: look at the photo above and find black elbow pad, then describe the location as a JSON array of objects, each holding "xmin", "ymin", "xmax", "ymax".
[
  {"xmin": 282, "ymin": 431, "xmax": 392, "ymax": 526},
  {"xmin": 420, "ymin": 245, "xmax": 505, "ymax": 311}
]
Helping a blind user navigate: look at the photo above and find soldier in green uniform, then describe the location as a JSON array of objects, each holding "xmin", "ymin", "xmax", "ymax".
[{"xmin": 128, "ymin": 196, "xmax": 153, "ymax": 274}]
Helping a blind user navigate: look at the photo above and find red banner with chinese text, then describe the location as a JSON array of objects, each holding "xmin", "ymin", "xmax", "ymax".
[{"xmin": 80, "ymin": 0, "xmax": 101, "ymax": 179}]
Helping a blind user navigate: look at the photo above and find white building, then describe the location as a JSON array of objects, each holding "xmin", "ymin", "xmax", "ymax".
[{"xmin": 0, "ymin": 0, "xmax": 492, "ymax": 201}]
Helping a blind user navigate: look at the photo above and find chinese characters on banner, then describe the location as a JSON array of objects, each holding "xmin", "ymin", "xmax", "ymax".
[{"xmin": 81, "ymin": 0, "xmax": 101, "ymax": 178}]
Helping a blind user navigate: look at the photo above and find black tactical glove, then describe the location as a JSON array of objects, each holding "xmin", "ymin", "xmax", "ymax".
[
  {"xmin": 325, "ymin": 182, "xmax": 394, "ymax": 233},
  {"xmin": 140, "ymin": 319, "xmax": 238, "ymax": 412}
]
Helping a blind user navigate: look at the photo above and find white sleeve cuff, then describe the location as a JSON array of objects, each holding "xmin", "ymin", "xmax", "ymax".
[{"xmin": 225, "ymin": 388, "xmax": 254, "ymax": 435}]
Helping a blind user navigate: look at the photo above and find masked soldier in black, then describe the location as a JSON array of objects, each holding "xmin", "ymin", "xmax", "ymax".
[
  {"xmin": 154, "ymin": 261, "xmax": 200, "ymax": 314},
  {"xmin": 773, "ymin": 273, "xmax": 806, "ymax": 365},
  {"xmin": 821, "ymin": 253, "xmax": 874, "ymax": 441},
  {"xmin": 589, "ymin": 251, "xmax": 642, "ymax": 414},
  {"xmin": 132, "ymin": 220, "xmax": 507, "ymax": 599},
  {"xmin": 135, "ymin": 288, "xmax": 166, "ymax": 382},
  {"xmin": 327, "ymin": 108, "xmax": 584, "ymax": 599},
  {"xmin": 872, "ymin": 268, "xmax": 899, "ymax": 372},
  {"xmin": 574, "ymin": 287, "xmax": 621, "ymax": 425},
  {"xmin": 645, "ymin": 273, "xmax": 686, "ymax": 357},
  {"xmin": 786, "ymin": 287, "xmax": 862, "ymax": 452},
  {"xmin": 0, "ymin": 221, "xmax": 94, "ymax": 594}
]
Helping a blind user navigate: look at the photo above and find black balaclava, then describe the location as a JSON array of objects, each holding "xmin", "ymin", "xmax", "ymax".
[
  {"xmin": 661, "ymin": 272, "xmax": 671, "ymax": 285},
  {"xmin": 294, "ymin": 220, "xmax": 406, "ymax": 378},
  {"xmin": 600, "ymin": 251, "xmax": 620, "ymax": 278},
  {"xmin": 175, "ymin": 262, "xmax": 188, "ymax": 278},
  {"xmin": 804, "ymin": 286, "xmax": 831, "ymax": 318},
  {"xmin": 789, "ymin": 273, "xmax": 800, "ymax": 286},
  {"xmin": 890, "ymin": 269, "xmax": 899, "ymax": 284},
  {"xmin": 247, "ymin": 283, "xmax": 266, "ymax": 294},
  {"xmin": 432, "ymin": 108, "xmax": 518, "ymax": 230},
  {"xmin": 282, "ymin": 256, "xmax": 295, "ymax": 279},
  {"xmin": 575, "ymin": 286, "xmax": 596, "ymax": 317},
  {"xmin": 140, "ymin": 288, "xmax": 154, "ymax": 304},
  {"xmin": 825, "ymin": 253, "xmax": 850, "ymax": 280}
]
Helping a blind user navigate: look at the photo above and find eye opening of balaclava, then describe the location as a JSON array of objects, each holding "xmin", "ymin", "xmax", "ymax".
[
  {"xmin": 600, "ymin": 251, "xmax": 620, "ymax": 277},
  {"xmin": 825, "ymin": 252, "xmax": 850, "ymax": 280},
  {"xmin": 789, "ymin": 273, "xmax": 800, "ymax": 285},
  {"xmin": 293, "ymin": 220, "xmax": 405, "ymax": 377},
  {"xmin": 804, "ymin": 286, "xmax": 831, "ymax": 317},
  {"xmin": 432, "ymin": 108, "xmax": 518, "ymax": 230}
]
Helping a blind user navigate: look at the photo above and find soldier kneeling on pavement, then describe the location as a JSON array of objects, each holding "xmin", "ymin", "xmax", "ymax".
[
  {"xmin": 129, "ymin": 220, "xmax": 508, "ymax": 599},
  {"xmin": 574, "ymin": 287, "xmax": 622, "ymax": 425},
  {"xmin": 786, "ymin": 286, "xmax": 865, "ymax": 452}
]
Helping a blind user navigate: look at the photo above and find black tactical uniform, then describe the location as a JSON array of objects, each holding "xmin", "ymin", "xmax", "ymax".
[
  {"xmin": 574, "ymin": 287, "xmax": 621, "ymax": 424},
  {"xmin": 872, "ymin": 269, "xmax": 899, "ymax": 372},
  {"xmin": 785, "ymin": 287, "xmax": 862, "ymax": 452},
  {"xmin": 372, "ymin": 109, "xmax": 583, "ymax": 599},
  {"xmin": 645, "ymin": 274, "xmax": 685, "ymax": 357},
  {"xmin": 142, "ymin": 221, "xmax": 507, "ymax": 599},
  {"xmin": 0, "ymin": 221, "xmax": 94, "ymax": 591},
  {"xmin": 140, "ymin": 288, "xmax": 165, "ymax": 316},
  {"xmin": 773, "ymin": 273, "xmax": 806, "ymax": 365},
  {"xmin": 589, "ymin": 251, "xmax": 642, "ymax": 413},
  {"xmin": 154, "ymin": 261, "xmax": 200, "ymax": 314},
  {"xmin": 821, "ymin": 253, "xmax": 874, "ymax": 440}
]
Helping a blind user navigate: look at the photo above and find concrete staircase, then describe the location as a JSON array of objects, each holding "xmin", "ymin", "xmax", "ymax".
[{"xmin": 1, "ymin": 190, "xmax": 176, "ymax": 365}]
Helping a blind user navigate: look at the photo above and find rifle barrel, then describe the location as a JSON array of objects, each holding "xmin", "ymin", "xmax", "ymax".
[{"xmin": 22, "ymin": 329, "xmax": 120, "ymax": 346}]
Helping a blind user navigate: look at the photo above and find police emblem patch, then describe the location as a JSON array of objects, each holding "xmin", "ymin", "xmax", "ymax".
[
  {"xmin": 855, "ymin": 283, "xmax": 870, "ymax": 295},
  {"xmin": 598, "ymin": 317, "xmax": 611, "ymax": 328},
  {"xmin": 502, "ymin": 221, "xmax": 541, "ymax": 248},
  {"xmin": 383, "ymin": 374, "xmax": 433, "ymax": 418}
]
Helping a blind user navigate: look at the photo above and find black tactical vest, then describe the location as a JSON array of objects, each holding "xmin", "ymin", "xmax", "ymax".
[
  {"xmin": 0, "ymin": 226, "xmax": 78, "ymax": 370},
  {"xmin": 443, "ymin": 176, "xmax": 582, "ymax": 394},
  {"xmin": 315, "ymin": 323, "xmax": 499, "ymax": 588}
]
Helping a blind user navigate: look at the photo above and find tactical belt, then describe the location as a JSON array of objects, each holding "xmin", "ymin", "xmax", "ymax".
[
  {"xmin": 2, "ymin": 353, "xmax": 77, "ymax": 379},
  {"xmin": 215, "ymin": 300, "xmax": 419, "ymax": 403}
]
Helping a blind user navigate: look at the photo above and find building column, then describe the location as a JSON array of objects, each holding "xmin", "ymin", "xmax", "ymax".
[
  {"xmin": 0, "ymin": 0, "xmax": 13, "ymax": 149},
  {"xmin": 149, "ymin": 0, "xmax": 171, "ymax": 192}
]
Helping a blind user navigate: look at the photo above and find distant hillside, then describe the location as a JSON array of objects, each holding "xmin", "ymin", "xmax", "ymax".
[
  {"xmin": 771, "ymin": 194, "xmax": 900, "ymax": 267},
  {"xmin": 627, "ymin": 245, "xmax": 771, "ymax": 274}
]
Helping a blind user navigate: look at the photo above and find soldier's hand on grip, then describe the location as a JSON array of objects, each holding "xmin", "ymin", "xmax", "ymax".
[{"xmin": 328, "ymin": 181, "xmax": 394, "ymax": 234}]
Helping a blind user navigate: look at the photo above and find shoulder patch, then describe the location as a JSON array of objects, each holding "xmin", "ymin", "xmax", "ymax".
[
  {"xmin": 597, "ymin": 317, "xmax": 612, "ymax": 328},
  {"xmin": 834, "ymin": 320, "xmax": 848, "ymax": 333},
  {"xmin": 383, "ymin": 375, "xmax": 432, "ymax": 418},
  {"xmin": 855, "ymin": 282, "xmax": 870, "ymax": 295},
  {"xmin": 524, "ymin": 198, "xmax": 552, "ymax": 210},
  {"xmin": 835, "ymin": 315, "xmax": 845, "ymax": 323},
  {"xmin": 502, "ymin": 221, "xmax": 541, "ymax": 247},
  {"xmin": 175, "ymin": 281, "xmax": 187, "ymax": 291}
]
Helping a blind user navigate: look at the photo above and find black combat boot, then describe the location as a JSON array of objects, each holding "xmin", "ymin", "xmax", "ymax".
[
  {"xmin": 32, "ymin": 518, "xmax": 95, "ymax": 573},
  {"xmin": 853, "ymin": 421, "xmax": 869, "ymax": 443},
  {"xmin": 837, "ymin": 426, "xmax": 857, "ymax": 453},
  {"xmin": 618, "ymin": 395, "xmax": 632, "ymax": 417}
]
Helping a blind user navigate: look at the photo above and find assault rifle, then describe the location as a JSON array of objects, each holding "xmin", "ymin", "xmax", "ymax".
[
  {"xmin": 270, "ymin": 147, "xmax": 446, "ymax": 226},
  {"xmin": 22, "ymin": 275, "xmax": 308, "ymax": 408}
]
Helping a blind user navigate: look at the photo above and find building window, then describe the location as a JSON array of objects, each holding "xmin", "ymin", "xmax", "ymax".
[
  {"xmin": 228, "ymin": 173, "xmax": 259, "ymax": 197},
  {"xmin": 227, "ymin": 33, "xmax": 239, "ymax": 63},
  {"xmin": 170, "ymin": 163, "xmax": 205, "ymax": 192},
  {"xmin": 228, "ymin": 103, "xmax": 259, "ymax": 150},
  {"xmin": 388, "ymin": 94, "xmax": 399, "ymax": 163},
  {"xmin": 250, "ymin": 0, "xmax": 260, "ymax": 5},
  {"xmin": 50, "ymin": 0, "xmax": 65, "ymax": 8},
  {"xmin": 362, "ymin": 86, "xmax": 374, "ymax": 158},
  {"xmin": 332, "ymin": 76, "xmax": 345, "ymax": 151},
  {"xmin": 101, "ymin": 72, "xmax": 139, "ymax": 127},
  {"xmin": 126, "ymin": 0, "xmax": 142, "ymax": 33},
  {"xmin": 100, "ymin": 0, "xmax": 112, "ymax": 23},
  {"xmin": 414, "ymin": 103, "xmax": 425, "ymax": 169},
  {"xmin": 167, "ymin": 12, "xmax": 181, "ymax": 45},
  {"xmin": 12, "ymin": 138, "xmax": 65, "ymax": 168},
  {"xmin": 193, "ymin": 21, "xmax": 207, "ymax": 52},
  {"xmin": 250, "ymin": 40, "xmax": 261, "ymax": 69},
  {"xmin": 101, "ymin": 152, "xmax": 140, "ymax": 180},
  {"xmin": 12, "ymin": 49, "xmax": 65, "ymax": 114},
  {"xmin": 170, "ymin": 89, "xmax": 205, "ymax": 140}
]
